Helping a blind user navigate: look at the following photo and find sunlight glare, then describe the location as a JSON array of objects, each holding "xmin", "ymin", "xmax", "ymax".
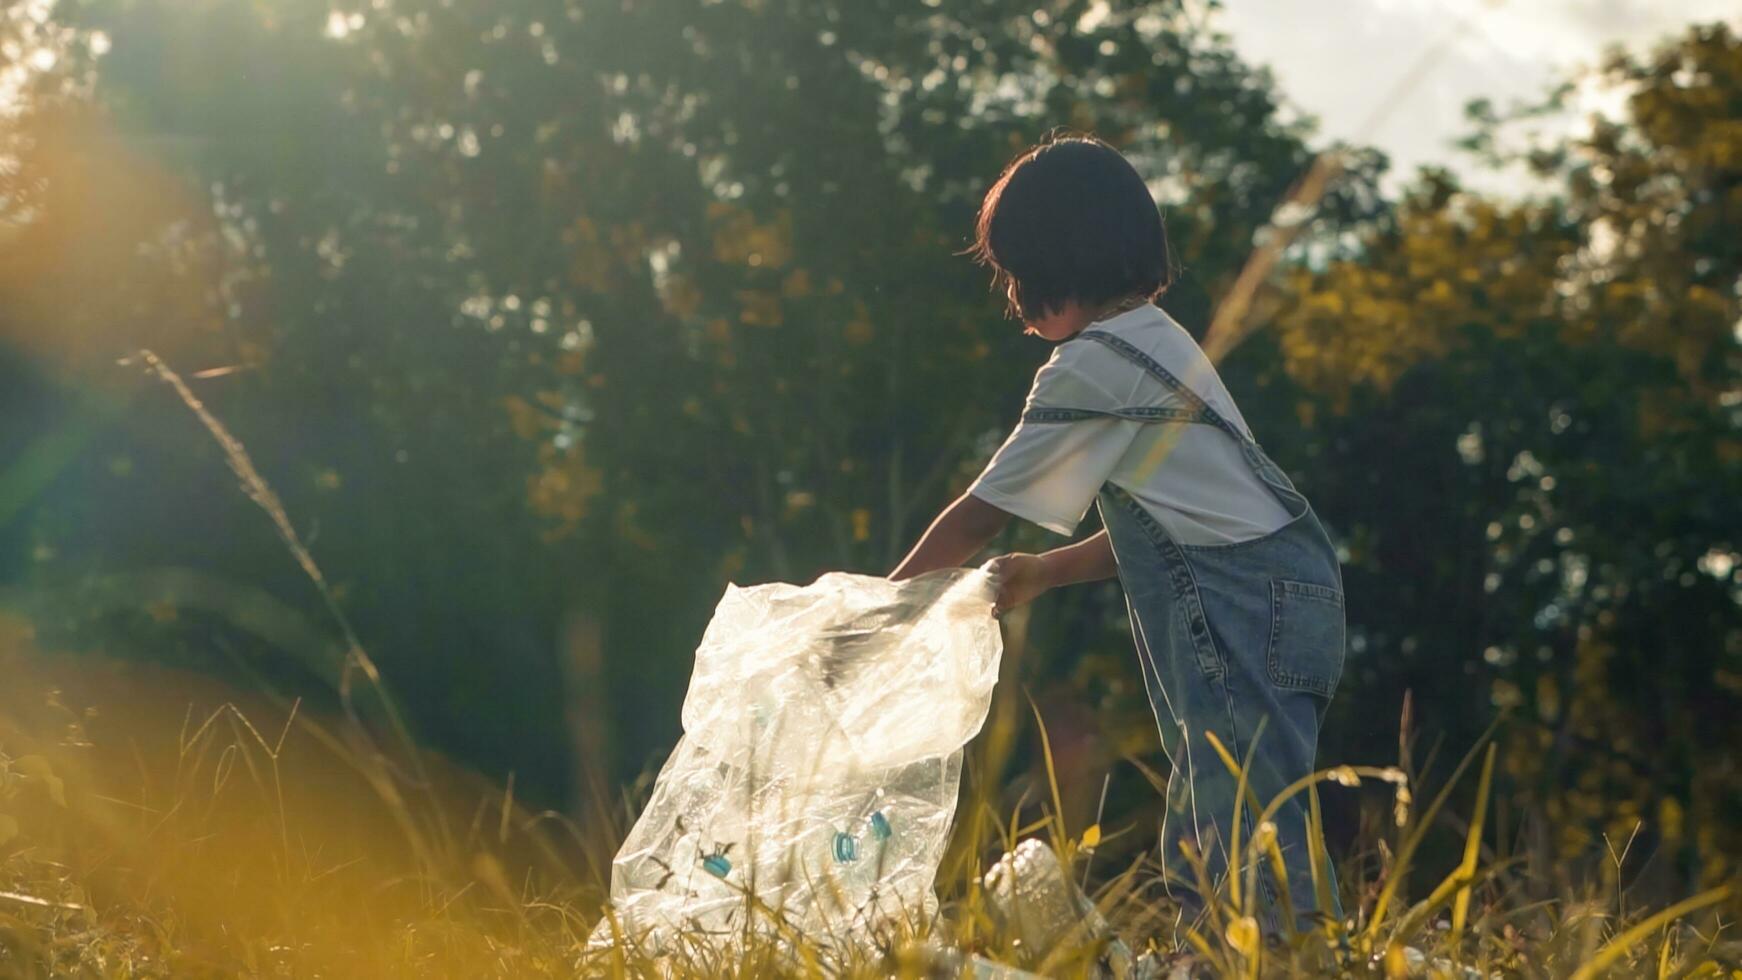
[{"xmin": 324, "ymin": 10, "xmax": 364, "ymax": 40}]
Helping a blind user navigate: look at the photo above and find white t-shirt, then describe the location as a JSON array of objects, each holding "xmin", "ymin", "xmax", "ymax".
[{"xmin": 966, "ymin": 304, "xmax": 1293, "ymax": 546}]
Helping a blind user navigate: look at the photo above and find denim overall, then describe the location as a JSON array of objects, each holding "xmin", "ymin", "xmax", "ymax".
[{"xmin": 1023, "ymin": 329, "xmax": 1346, "ymax": 934}]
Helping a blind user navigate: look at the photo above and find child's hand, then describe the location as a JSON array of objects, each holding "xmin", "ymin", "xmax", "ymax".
[{"xmin": 985, "ymin": 553, "xmax": 1052, "ymax": 617}]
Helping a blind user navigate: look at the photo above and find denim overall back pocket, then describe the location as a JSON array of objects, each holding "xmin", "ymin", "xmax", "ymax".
[{"xmin": 1266, "ymin": 579, "xmax": 1346, "ymax": 699}]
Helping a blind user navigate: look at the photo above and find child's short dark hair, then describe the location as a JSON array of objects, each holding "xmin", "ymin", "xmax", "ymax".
[{"xmin": 962, "ymin": 130, "xmax": 1173, "ymax": 323}]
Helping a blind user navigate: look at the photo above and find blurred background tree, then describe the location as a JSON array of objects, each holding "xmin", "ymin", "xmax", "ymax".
[
  {"xmin": 1273, "ymin": 22, "xmax": 1741, "ymax": 897},
  {"xmin": 0, "ymin": 0, "xmax": 1734, "ymax": 901}
]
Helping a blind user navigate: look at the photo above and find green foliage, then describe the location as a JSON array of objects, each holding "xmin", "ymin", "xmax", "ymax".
[
  {"xmin": 1, "ymin": 0, "xmax": 1374, "ymax": 801},
  {"xmin": 1272, "ymin": 22, "xmax": 1741, "ymax": 892}
]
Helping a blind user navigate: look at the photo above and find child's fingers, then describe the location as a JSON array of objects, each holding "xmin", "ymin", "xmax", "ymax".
[{"xmin": 983, "ymin": 553, "xmax": 1016, "ymax": 582}]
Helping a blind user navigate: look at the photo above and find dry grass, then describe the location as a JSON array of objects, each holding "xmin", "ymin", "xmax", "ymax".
[{"xmin": 0, "ymin": 623, "xmax": 1737, "ymax": 979}]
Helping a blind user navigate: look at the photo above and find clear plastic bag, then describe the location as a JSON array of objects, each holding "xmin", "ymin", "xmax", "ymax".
[{"xmin": 589, "ymin": 566, "xmax": 1002, "ymax": 956}]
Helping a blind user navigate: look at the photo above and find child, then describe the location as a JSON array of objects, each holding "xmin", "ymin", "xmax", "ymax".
[{"xmin": 889, "ymin": 131, "xmax": 1345, "ymax": 935}]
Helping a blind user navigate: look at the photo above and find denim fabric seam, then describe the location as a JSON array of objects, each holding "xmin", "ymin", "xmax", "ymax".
[
  {"xmin": 1110, "ymin": 486, "xmax": 1227, "ymax": 681},
  {"xmin": 1278, "ymin": 579, "xmax": 1342, "ymax": 605},
  {"xmin": 1122, "ymin": 594, "xmax": 1192, "ymax": 906},
  {"xmin": 1106, "ymin": 517, "xmax": 1196, "ymax": 909},
  {"xmin": 1110, "ymin": 532, "xmax": 1180, "ymax": 753},
  {"xmin": 1208, "ymin": 643, "xmax": 1283, "ymax": 929}
]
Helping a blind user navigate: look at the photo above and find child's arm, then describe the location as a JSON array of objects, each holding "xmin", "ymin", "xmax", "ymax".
[
  {"xmin": 986, "ymin": 529, "xmax": 1116, "ymax": 615},
  {"xmin": 888, "ymin": 492, "xmax": 1012, "ymax": 581}
]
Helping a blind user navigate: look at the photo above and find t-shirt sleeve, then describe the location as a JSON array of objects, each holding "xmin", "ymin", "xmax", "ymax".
[{"xmin": 965, "ymin": 345, "xmax": 1143, "ymax": 536}]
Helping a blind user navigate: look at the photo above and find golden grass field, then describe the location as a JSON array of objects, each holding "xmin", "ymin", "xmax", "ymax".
[{"xmin": 0, "ymin": 614, "xmax": 1736, "ymax": 979}]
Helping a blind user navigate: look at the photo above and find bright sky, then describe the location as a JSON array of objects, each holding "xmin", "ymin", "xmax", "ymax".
[{"xmin": 1215, "ymin": 0, "xmax": 1741, "ymax": 193}]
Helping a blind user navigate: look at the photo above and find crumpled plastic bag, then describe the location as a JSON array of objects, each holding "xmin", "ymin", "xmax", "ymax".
[{"xmin": 588, "ymin": 566, "xmax": 1002, "ymax": 957}]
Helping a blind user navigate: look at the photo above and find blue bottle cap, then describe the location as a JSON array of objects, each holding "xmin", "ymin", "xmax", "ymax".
[
  {"xmin": 701, "ymin": 853, "xmax": 732, "ymax": 878},
  {"xmin": 832, "ymin": 831, "xmax": 858, "ymax": 863}
]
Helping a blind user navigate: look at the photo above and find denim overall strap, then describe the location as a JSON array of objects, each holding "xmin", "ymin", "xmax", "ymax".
[
  {"xmin": 1074, "ymin": 330, "xmax": 1249, "ymax": 442},
  {"xmin": 1021, "ymin": 405, "xmax": 1205, "ymax": 425},
  {"xmin": 1073, "ymin": 329, "xmax": 1310, "ymax": 518}
]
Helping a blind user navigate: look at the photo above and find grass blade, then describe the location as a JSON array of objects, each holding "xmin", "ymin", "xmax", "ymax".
[
  {"xmin": 1568, "ymin": 886, "xmax": 1732, "ymax": 980},
  {"xmin": 1450, "ymin": 742, "xmax": 1496, "ymax": 943}
]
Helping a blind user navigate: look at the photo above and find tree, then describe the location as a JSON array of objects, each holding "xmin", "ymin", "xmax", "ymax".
[
  {"xmin": 1271, "ymin": 23, "xmax": 1741, "ymax": 892},
  {"xmin": 4, "ymin": 0, "xmax": 1380, "ymax": 805}
]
